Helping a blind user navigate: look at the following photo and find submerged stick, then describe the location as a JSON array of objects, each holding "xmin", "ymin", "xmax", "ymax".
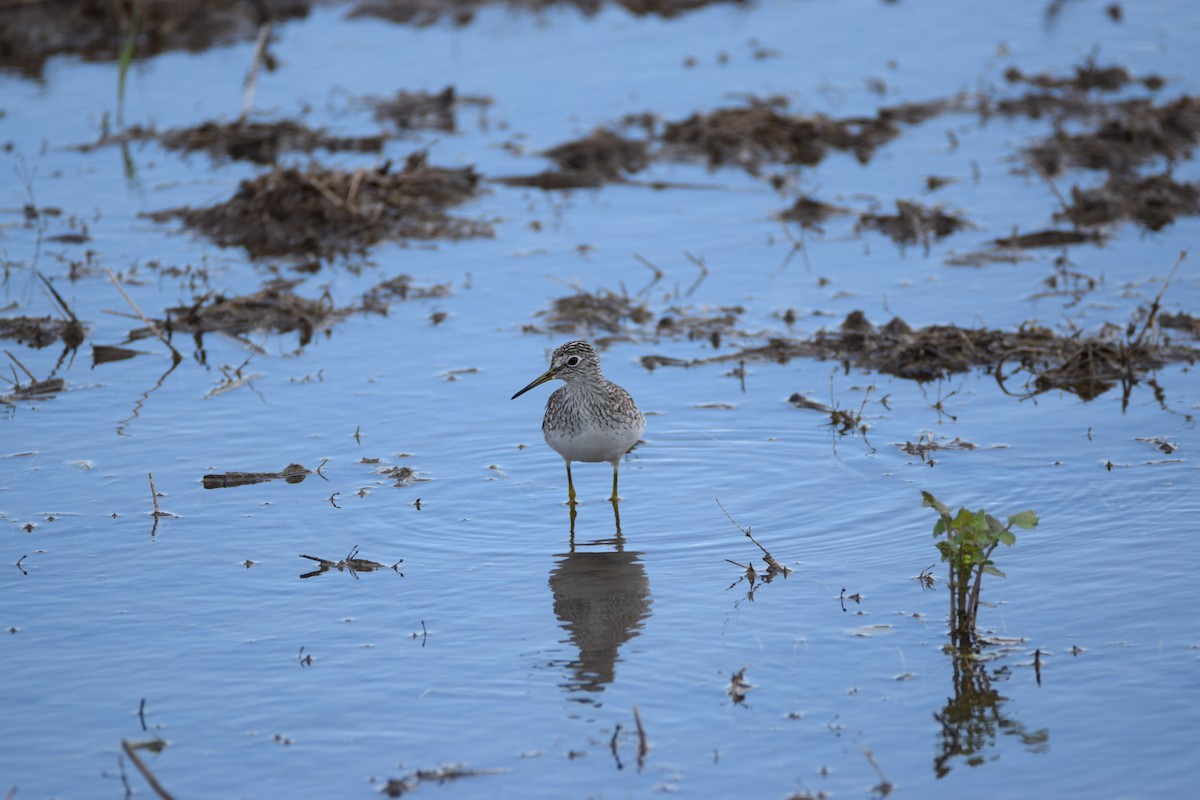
[
  {"xmin": 105, "ymin": 269, "xmax": 182, "ymax": 362},
  {"xmin": 148, "ymin": 472, "xmax": 161, "ymax": 516},
  {"xmin": 633, "ymin": 705, "xmax": 649, "ymax": 770},
  {"xmin": 120, "ymin": 740, "xmax": 176, "ymax": 800},
  {"xmin": 715, "ymin": 499, "xmax": 791, "ymax": 574},
  {"xmin": 240, "ymin": 22, "xmax": 273, "ymax": 122}
]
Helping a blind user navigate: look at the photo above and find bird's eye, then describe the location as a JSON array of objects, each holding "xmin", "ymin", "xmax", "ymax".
[{"xmin": 566, "ymin": 356, "xmax": 580, "ymax": 367}]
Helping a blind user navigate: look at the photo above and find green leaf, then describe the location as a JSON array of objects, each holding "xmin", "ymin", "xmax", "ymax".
[
  {"xmin": 985, "ymin": 514, "xmax": 1004, "ymax": 534},
  {"xmin": 983, "ymin": 564, "xmax": 1007, "ymax": 578},
  {"xmin": 1009, "ymin": 510, "xmax": 1039, "ymax": 529},
  {"xmin": 932, "ymin": 518, "xmax": 945, "ymax": 537},
  {"xmin": 921, "ymin": 491, "xmax": 949, "ymax": 515},
  {"xmin": 997, "ymin": 530, "xmax": 1017, "ymax": 547}
]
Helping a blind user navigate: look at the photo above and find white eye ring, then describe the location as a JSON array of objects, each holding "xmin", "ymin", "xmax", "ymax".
[{"xmin": 566, "ymin": 356, "xmax": 580, "ymax": 366}]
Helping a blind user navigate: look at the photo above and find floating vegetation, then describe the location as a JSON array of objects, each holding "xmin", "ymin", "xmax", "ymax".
[
  {"xmin": 0, "ymin": 0, "xmax": 310, "ymax": 77},
  {"xmin": 659, "ymin": 96, "xmax": 967, "ymax": 174},
  {"xmin": 146, "ymin": 152, "xmax": 492, "ymax": 259},
  {"xmin": 152, "ymin": 119, "xmax": 382, "ymax": 164},
  {"xmin": 379, "ymin": 764, "xmax": 505, "ymax": 798},
  {"xmin": 367, "ymin": 86, "xmax": 490, "ymax": 132},
  {"xmin": 163, "ymin": 281, "xmax": 336, "ymax": 345},
  {"xmin": 202, "ymin": 462, "xmax": 312, "ymax": 489},
  {"xmin": 544, "ymin": 129, "xmax": 649, "ymax": 179},
  {"xmin": 538, "ymin": 288, "xmax": 652, "ymax": 335},
  {"xmin": 641, "ymin": 299, "xmax": 1200, "ymax": 404},
  {"xmin": 776, "ymin": 195, "xmax": 852, "ymax": 233},
  {"xmin": 0, "ymin": 315, "xmax": 83, "ymax": 349},
  {"xmin": 726, "ymin": 666, "xmax": 753, "ymax": 705},
  {"xmin": 856, "ymin": 199, "xmax": 971, "ymax": 251},
  {"xmin": 1056, "ymin": 173, "xmax": 1200, "ymax": 231},
  {"xmin": 298, "ymin": 546, "xmax": 402, "ymax": 580},
  {"xmin": 0, "ymin": 350, "xmax": 65, "ymax": 405}
]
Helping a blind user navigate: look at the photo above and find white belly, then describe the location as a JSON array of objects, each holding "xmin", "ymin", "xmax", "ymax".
[{"xmin": 545, "ymin": 425, "xmax": 641, "ymax": 464}]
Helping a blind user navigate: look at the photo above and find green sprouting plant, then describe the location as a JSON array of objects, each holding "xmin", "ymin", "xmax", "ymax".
[
  {"xmin": 116, "ymin": 0, "xmax": 142, "ymax": 128},
  {"xmin": 921, "ymin": 491, "xmax": 1038, "ymax": 649}
]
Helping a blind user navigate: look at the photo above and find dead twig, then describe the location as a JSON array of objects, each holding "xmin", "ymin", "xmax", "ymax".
[
  {"xmin": 239, "ymin": 22, "xmax": 272, "ymax": 122},
  {"xmin": 120, "ymin": 739, "xmax": 176, "ymax": 800},
  {"xmin": 861, "ymin": 743, "xmax": 894, "ymax": 796},
  {"xmin": 1133, "ymin": 250, "xmax": 1186, "ymax": 347},
  {"xmin": 633, "ymin": 705, "xmax": 649, "ymax": 771},
  {"xmin": 715, "ymin": 499, "xmax": 792, "ymax": 574},
  {"xmin": 3, "ymin": 350, "xmax": 36, "ymax": 383},
  {"xmin": 105, "ymin": 269, "xmax": 182, "ymax": 362}
]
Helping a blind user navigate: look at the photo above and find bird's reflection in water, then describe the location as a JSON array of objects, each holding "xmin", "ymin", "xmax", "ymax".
[{"xmin": 549, "ymin": 531, "xmax": 652, "ymax": 703}]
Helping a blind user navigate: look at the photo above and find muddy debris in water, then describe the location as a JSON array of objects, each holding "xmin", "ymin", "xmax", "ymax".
[
  {"xmin": 379, "ymin": 764, "xmax": 506, "ymax": 798},
  {"xmin": 145, "ymin": 152, "xmax": 492, "ymax": 259},
  {"xmin": 1002, "ymin": 62, "xmax": 1165, "ymax": 93},
  {"xmin": 493, "ymin": 171, "xmax": 607, "ymax": 190},
  {"xmin": 536, "ymin": 288, "xmax": 653, "ymax": 336},
  {"xmin": 495, "ymin": 128, "xmax": 649, "ymax": 189},
  {"xmin": 351, "ymin": 0, "xmax": 739, "ymax": 26},
  {"xmin": 531, "ymin": 287, "xmax": 745, "ymax": 348},
  {"xmin": 1055, "ymin": 173, "xmax": 1200, "ymax": 231},
  {"xmin": 299, "ymin": 546, "xmax": 401, "ymax": 579},
  {"xmin": 942, "ymin": 248, "xmax": 1035, "ymax": 268},
  {"xmin": 777, "ymin": 195, "xmax": 853, "ymax": 233},
  {"xmin": 358, "ymin": 274, "xmax": 453, "ymax": 314},
  {"xmin": 1023, "ymin": 95, "xmax": 1200, "ymax": 177},
  {"xmin": 899, "ymin": 434, "xmax": 987, "ymax": 465},
  {"xmin": 367, "ymin": 85, "xmax": 490, "ymax": 132},
  {"xmin": 157, "ymin": 280, "xmax": 335, "ymax": 347},
  {"xmin": 1160, "ymin": 312, "xmax": 1200, "ymax": 338},
  {"xmin": 91, "ymin": 344, "xmax": 147, "ymax": 366},
  {"xmin": 375, "ymin": 464, "xmax": 428, "ymax": 487},
  {"xmin": 988, "ymin": 229, "xmax": 1105, "ymax": 249},
  {"xmin": 0, "ymin": 315, "xmax": 84, "ymax": 349},
  {"xmin": 654, "ymin": 305, "xmax": 746, "ymax": 348},
  {"xmin": 856, "ymin": 199, "xmax": 971, "ymax": 251},
  {"xmin": 659, "ymin": 95, "xmax": 967, "ymax": 175},
  {"xmin": 0, "ymin": 0, "xmax": 311, "ymax": 77},
  {"xmin": 202, "ymin": 463, "xmax": 311, "ymax": 489},
  {"xmin": 89, "ymin": 120, "xmax": 386, "ymax": 165},
  {"xmin": 726, "ymin": 666, "xmax": 753, "ymax": 705},
  {"xmin": 641, "ymin": 309, "xmax": 1200, "ymax": 402},
  {"xmin": 1, "ymin": 375, "xmax": 65, "ymax": 405}
]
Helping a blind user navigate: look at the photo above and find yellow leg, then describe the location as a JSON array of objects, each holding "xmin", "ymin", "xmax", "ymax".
[
  {"xmin": 609, "ymin": 462, "xmax": 620, "ymax": 504},
  {"xmin": 566, "ymin": 461, "xmax": 577, "ymax": 506}
]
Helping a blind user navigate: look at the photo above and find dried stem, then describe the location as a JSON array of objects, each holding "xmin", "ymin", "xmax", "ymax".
[
  {"xmin": 633, "ymin": 705, "xmax": 649, "ymax": 770},
  {"xmin": 105, "ymin": 269, "xmax": 182, "ymax": 362},
  {"xmin": 120, "ymin": 740, "xmax": 176, "ymax": 800}
]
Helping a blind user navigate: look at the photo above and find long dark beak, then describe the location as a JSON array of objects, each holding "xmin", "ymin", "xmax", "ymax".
[{"xmin": 511, "ymin": 367, "xmax": 556, "ymax": 400}]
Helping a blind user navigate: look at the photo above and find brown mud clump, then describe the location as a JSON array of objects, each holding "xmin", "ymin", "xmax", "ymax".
[
  {"xmin": 104, "ymin": 120, "xmax": 385, "ymax": 165},
  {"xmin": 203, "ymin": 463, "xmax": 311, "ymax": 489},
  {"xmin": 777, "ymin": 195, "xmax": 852, "ymax": 233},
  {"xmin": 162, "ymin": 280, "xmax": 335, "ymax": 346},
  {"xmin": 641, "ymin": 310, "xmax": 1200, "ymax": 403},
  {"xmin": 495, "ymin": 129, "xmax": 648, "ymax": 190},
  {"xmin": 1056, "ymin": 173, "xmax": 1200, "ymax": 231},
  {"xmin": 535, "ymin": 289, "xmax": 653, "ymax": 337},
  {"xmin": 0, "ymin": 0, "xmax": 311, "ymax": 77},
  {"xmin": 856, "ymin": 199, "xmax": 970, "ymax": 251},
  {"xmin": 350, "ymin": 0, "xmax": 741, "ymax": 26},
  {"xmin": 660, "ymin": 97, "xmax": 965, "ymax": 175},
  {"xmin": 0, "ymin": 315, "xmax": 85, "ymax": 349},
  {"xmin": 147, "ymin": 152, "xmax": 492, "ymax": 259},
  {"xmin": 368, "ymin": 86, "xmax": 489, "ymax": 132}
]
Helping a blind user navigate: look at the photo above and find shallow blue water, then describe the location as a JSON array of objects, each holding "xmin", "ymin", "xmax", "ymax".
[{"xmin": 3, "ymin": 0, "xmax": 1200, "ymax": 797}]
